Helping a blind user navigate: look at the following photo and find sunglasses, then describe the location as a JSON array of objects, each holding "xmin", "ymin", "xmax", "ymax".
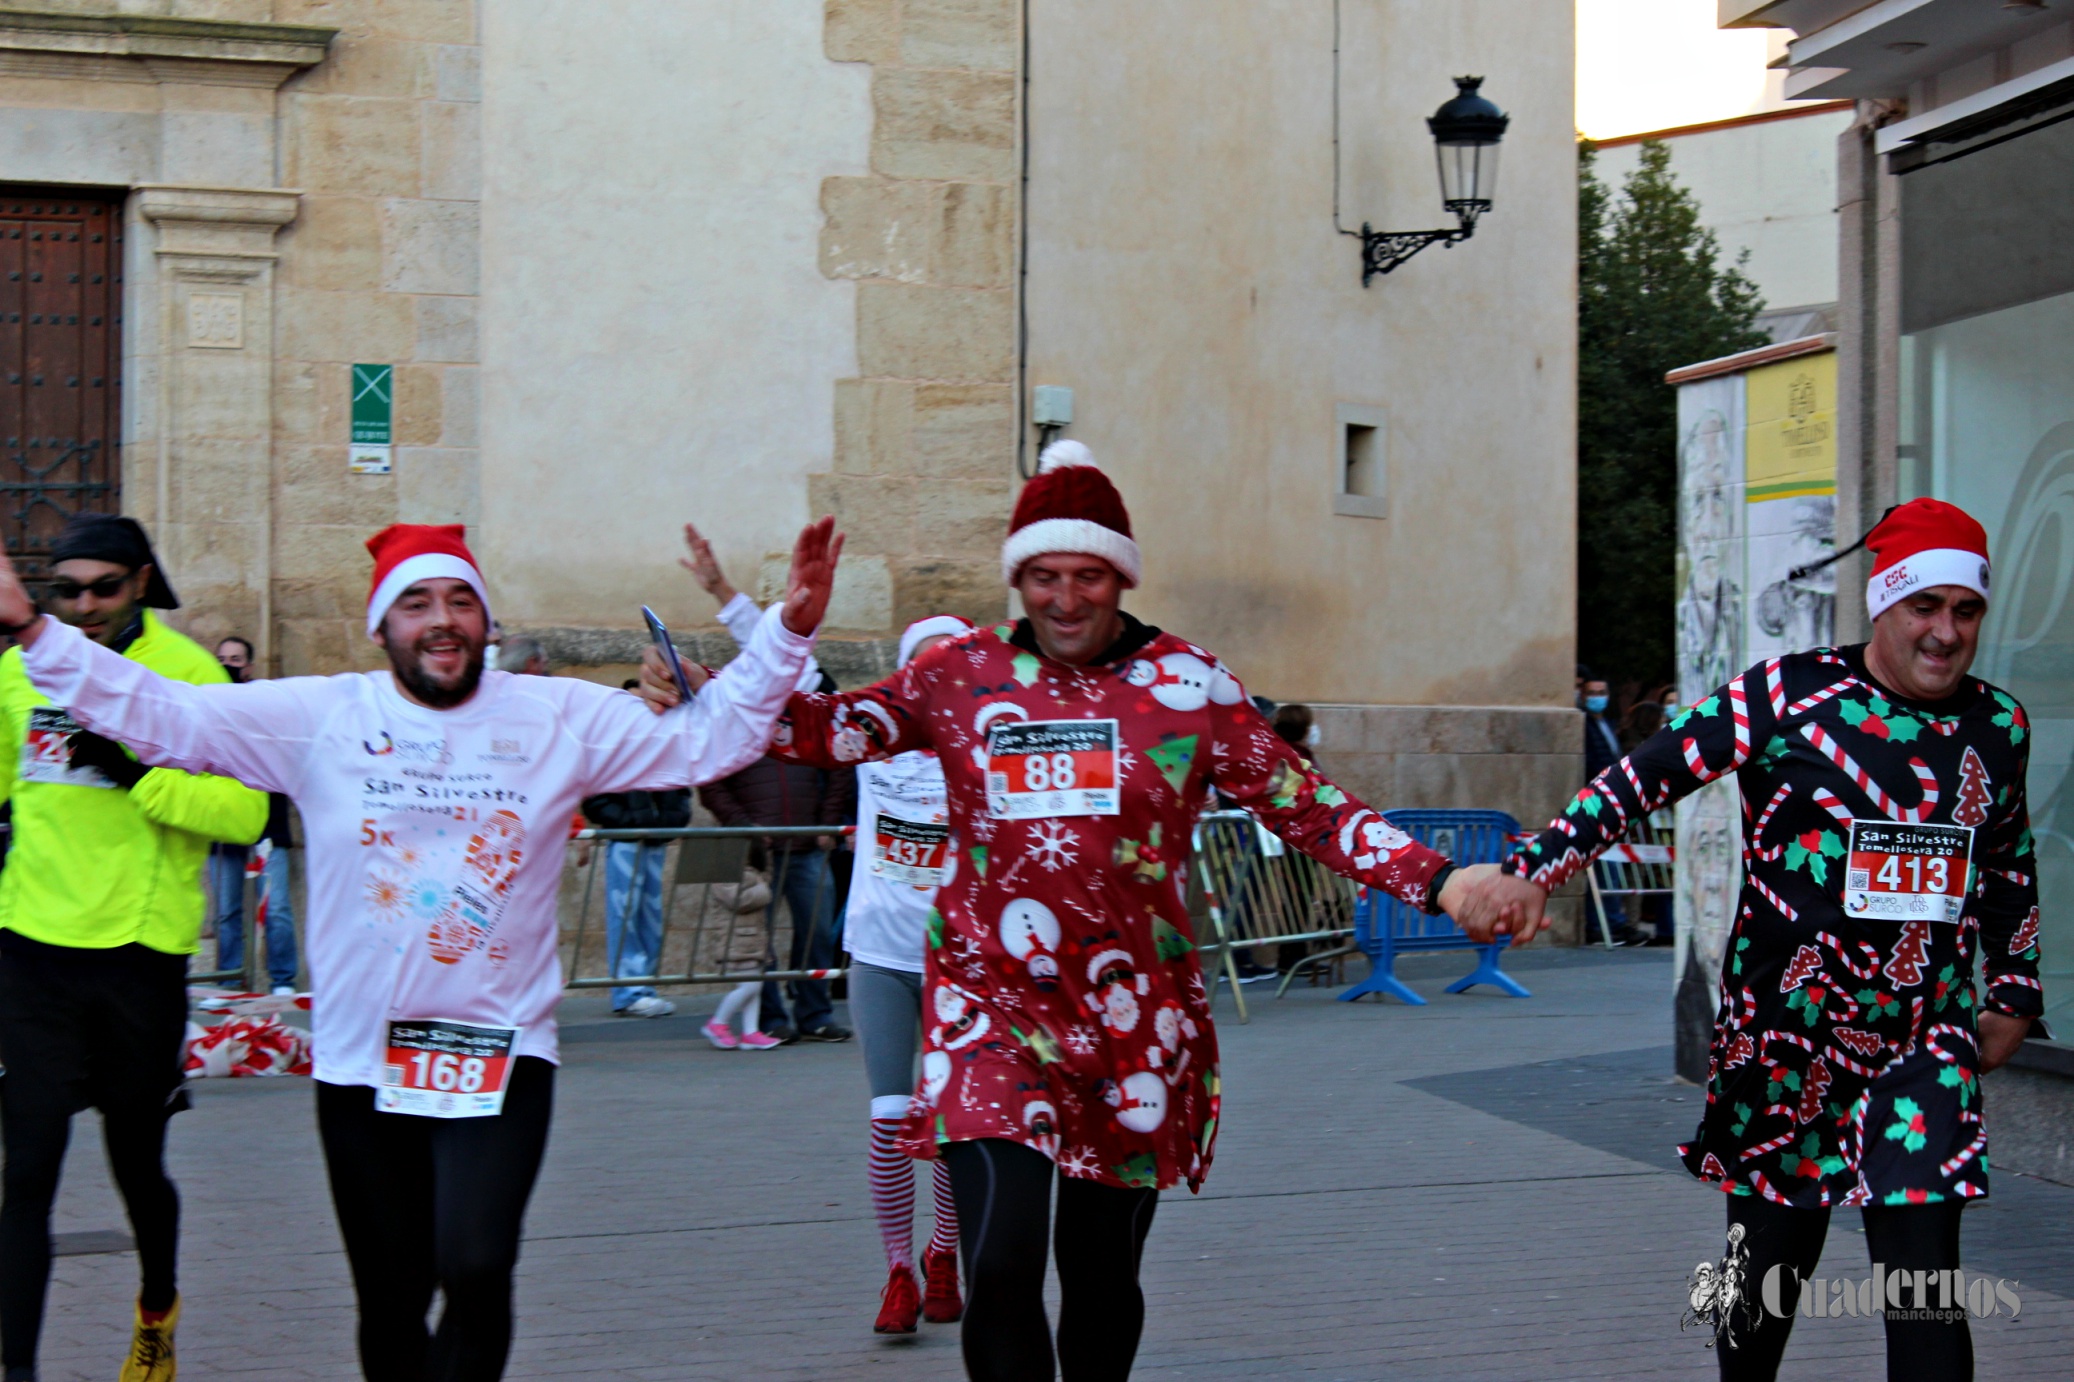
[{"xmin": 48, "ymin": 573, "xmax": 133, "ymax": 601}]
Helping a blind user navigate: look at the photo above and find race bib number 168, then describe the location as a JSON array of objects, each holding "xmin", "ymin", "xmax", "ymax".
[
  {"xmin": 378, "ymin": 1019, "xmax": 518, "ymax": 1118},
  {"xmin": 986, "ymin": 719, "xmax": 1120, "ymax": 819}
]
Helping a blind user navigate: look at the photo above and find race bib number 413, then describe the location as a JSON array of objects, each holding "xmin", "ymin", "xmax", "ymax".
[
  {"xmin": 378, "ymin": 1019, "xmax": 518, "ymax": 1118},
  {"xmin": 986, "ymin": 719, "xmax": 1120, "ymax": 819},
  {"xmin": 1844, "ymin": 821, "xmax": 1973, "ymax": 923}
]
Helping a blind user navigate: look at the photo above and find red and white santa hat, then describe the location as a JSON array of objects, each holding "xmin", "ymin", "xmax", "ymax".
[
  {"xmin": 1864, "ymin": 498, "xmax": 1991, "ymax": 620},
  {"xmin": 364, "ymin": 523, "xmax": 492, "ymax": 638},
  {"xmin": 898, "ymin": 614, "xmax": 974, "ymax": 667},
  {"xmin": 1001, "ymin": 440, "xmax": 1142, "ymax": 587}
]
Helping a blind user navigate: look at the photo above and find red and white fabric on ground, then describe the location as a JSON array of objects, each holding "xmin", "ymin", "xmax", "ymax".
[{"xmin": 183, "ymin": 1015, "xmax": 312, "ymax": 1078}]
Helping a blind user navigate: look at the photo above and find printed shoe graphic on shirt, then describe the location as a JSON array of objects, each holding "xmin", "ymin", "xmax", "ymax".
[{"xmin": 426, "ymin": 809, "xmax": 527, "ymax": 965}]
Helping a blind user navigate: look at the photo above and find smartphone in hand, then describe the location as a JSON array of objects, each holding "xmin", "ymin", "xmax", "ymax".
[{"xmin": 640, "ymin": 606, "xmax": 696, "ymax": 704}]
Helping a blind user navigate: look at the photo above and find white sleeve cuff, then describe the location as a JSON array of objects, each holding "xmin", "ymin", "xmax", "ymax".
[{"xmin": 718, "ymin": 591, "xmax": 762, "ymax": 645}]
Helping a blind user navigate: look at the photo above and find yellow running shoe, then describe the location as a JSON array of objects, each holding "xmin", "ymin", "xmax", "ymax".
[{"xmin": 118, "ymin": 1295, "xmax": 178, "ymax": 1382}]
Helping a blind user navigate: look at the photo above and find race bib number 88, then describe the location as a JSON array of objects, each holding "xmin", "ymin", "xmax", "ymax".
[
  {"xmin": 986, "ymin": 719, "xmax": 1120, "ymax": 819},
  {"xmin": 378, "ymin": 1019, "xmax": 518, "ymax": 1118},
  {"xmin": 1844, "ymin": 821, "xmax": 1973, "ymax": 923}
]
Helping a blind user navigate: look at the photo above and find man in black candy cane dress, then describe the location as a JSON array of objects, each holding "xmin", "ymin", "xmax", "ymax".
[{"xmin": 1467, "ymin": 499, "xmax": 2042, "ymax": 1381}]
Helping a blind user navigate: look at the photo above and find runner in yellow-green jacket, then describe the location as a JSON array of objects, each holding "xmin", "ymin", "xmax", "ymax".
[{"xmin": 0, "ymin": 515, "xmax": 265, "ymax": 1382}]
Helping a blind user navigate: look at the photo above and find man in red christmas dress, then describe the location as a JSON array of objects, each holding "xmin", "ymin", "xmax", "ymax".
[
  {"xmin": 643, "ymin": 440, "xmax": 1520, "ymax": 1381},
  {"xmin": 1470, "ymin": 498, "xmax": 2043, "ymax": 1381}
]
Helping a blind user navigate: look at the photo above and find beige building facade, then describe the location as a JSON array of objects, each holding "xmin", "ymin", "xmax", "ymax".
[{"xmin": 0, "ymin": 0, "xmax": 1580, "ymax": 847}]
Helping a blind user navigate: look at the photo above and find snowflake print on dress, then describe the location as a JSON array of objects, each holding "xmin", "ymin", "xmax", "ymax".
[
  {"xmin": 1058, "ymin": 1145, "xmax": 1100, "ymax": 1178},
  {"xmin": 1029, "ymin": 818, "xmax": 1080, "ymax": 872}
]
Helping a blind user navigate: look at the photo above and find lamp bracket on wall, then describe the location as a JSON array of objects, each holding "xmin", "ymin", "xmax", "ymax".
[{"xmin": 1344, "ymin": 207, "xmax": 1485, "ymax": 284}]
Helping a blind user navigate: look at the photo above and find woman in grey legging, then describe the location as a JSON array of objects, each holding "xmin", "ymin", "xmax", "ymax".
[{"xmin": 849, "ymin": 615, "xmax": 972, "ymax": 1334}]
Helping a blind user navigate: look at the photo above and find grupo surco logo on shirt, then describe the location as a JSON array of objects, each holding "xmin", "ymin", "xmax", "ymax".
[{"xmin": 361, "ymin": 730, "xmax": 452, "ymax": 766}]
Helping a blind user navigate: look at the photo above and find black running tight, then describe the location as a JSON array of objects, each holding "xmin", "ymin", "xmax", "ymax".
[
  {"xmin": 316, "ymin": 1057, "xmax": 554, "ymax": 1382},
  {"xmin": 940, "ymin": 1138, "xmax": 1158, "ymax": 1382},
  {"xmin": 1719, "ymin": 1194, "xmax": 1971, "ymax": 1382}
]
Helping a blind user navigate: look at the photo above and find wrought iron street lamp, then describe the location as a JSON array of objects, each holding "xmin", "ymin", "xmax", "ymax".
[{"xmin": 1346, "ymin": 76, "xmax": 1510, "ymax": 285}]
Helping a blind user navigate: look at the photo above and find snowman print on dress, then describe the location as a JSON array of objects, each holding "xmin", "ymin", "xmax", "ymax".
[
  {"xmin": 1000, "ymin": 897, "xmax": 1062, "ymax": 992},
  {"xmin": 1123, "ymin": 651, "xmax": 1245, "ymax": 712}
]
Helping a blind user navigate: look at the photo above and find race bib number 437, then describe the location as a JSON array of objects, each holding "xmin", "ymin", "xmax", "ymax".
[
  {"xmin": 986, "ymin": 719, "xmax": 1120, "ymax": 819},
  {"xmin": 1844, "ymin": 821, "xmax": 1973, "ymax": 923},
  {"xmin": 871, "ymin": 814, "xmax": 951, "ymax": 886},
  {"xmin": 378, "ymin": 1019, "xmax": 518, "ymax": 1118}
]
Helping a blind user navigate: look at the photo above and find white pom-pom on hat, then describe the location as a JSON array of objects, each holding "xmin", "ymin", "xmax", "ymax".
[{"xmin": 1038, "ymin": 438, "xmax": 1097, "ymax": 473}]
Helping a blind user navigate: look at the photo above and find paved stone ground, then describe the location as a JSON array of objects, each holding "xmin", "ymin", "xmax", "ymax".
[{"xmin": 29, "ymin": 948, "xmax": 2074, "ymax": 1379}]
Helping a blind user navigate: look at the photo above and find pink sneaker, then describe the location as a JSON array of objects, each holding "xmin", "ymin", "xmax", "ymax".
[
  {"xmin": 737, "ymin": 1030, "xmax": 784, "ymax": 1050},
  {"xmin": 701, "ymin": 1019, "xmax": 738, "ymax": 1050}
]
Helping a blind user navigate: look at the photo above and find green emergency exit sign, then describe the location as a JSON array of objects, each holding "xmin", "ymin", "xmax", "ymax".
[
  {"xmin": 350, "ymin": 363, "xmax": 393, "ymax": 474},
  {"xmin": 351, "ymin": 363, "xmax": 393, "ymax": 443}
]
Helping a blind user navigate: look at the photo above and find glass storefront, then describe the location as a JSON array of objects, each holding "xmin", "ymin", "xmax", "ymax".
[{"xmin": 1901, "ymin": 273, "xmax": 2074, "ymax": 1036}]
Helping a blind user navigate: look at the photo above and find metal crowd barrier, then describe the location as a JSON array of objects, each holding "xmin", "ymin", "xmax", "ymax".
[
  {"xmin": 1339, "ymin": 809, "xmax": 1531, "ymax": 1005},
  {"xmin": 563, "ymin": 824, "xmax": 853, "ymax": 990},
  {"xmin": 1190, "ymin": 810, "xmax": 1361, "ymax": 1023},
  {"xmin": 1584, "ymin": 811, "xmax": 1676, "ymax": 948}
]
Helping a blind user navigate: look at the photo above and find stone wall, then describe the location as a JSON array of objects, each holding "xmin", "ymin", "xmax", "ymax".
[
  {"xmin": 270, "ymin": 0, "xmax": 480, "ymax": 675},
  {"xmin": 814, "ymin": 0, "xmax": 1018, "ymax": 631}
]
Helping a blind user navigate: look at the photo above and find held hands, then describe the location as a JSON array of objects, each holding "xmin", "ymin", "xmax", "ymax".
[{"xmin": 1439, "ymin": 864, "xmax": 1551, "ymax": 945}]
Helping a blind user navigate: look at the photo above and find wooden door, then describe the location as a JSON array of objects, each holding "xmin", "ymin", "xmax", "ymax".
[{"xmin": 0, "ymin": 189, "xmax": 122, "ymax": 587}]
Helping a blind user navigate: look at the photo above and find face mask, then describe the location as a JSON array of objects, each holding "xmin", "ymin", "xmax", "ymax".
[{"xmin": 1584, "ymin": 695, "xmax": 1609, "ymax": 714}]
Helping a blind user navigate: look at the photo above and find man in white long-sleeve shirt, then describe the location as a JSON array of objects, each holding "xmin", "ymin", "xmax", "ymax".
[{"xmin": 0, "ymin": 517, "xmax": 844, "ymax": 1382}]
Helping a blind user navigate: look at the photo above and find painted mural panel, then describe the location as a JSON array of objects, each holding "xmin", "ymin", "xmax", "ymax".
[{"xmin": 1673, "ymin": 373, "xmax": 1745, "ymax": 1074}]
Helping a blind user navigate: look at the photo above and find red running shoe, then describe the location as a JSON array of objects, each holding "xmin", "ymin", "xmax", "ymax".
[
  {"xmin": 921, "ymin": 1246, "xmax": 964, "ymax": 1323},
  {"xmin": 874, "ymin": 1265, "xmax": 921, "ymax": 1334}
]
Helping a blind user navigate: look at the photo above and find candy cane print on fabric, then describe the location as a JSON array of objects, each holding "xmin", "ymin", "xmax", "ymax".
[
  {"xmin": 1810, "ymin": 788, "xmax": 1856, "ymax": 829},
  {"xmin": 1728, "ymin": 673, "xmax": 1753, "ymax": 767},
  {"xmin": 1764, "ymin": 658, "xmax": 1786, "ymax": 717},
  {"xmin": 1747, "ymin": 784, "xmax": 1793, "ymax": 863},
  {"xmin": 1798, "ymin": 724, "xmax": 1939, "ymax": 823},
  {"xmin": 1786, "ymin": 676, "xmax": 1861, "ymax": 720}
]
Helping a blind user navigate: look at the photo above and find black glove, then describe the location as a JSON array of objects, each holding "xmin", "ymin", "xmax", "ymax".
[{"xmin": 69, "ymin": 730, "xmax": 149, "ymax": 790}]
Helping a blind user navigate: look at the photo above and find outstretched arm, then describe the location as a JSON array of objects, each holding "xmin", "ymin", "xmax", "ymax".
[
  {"xmin": 1467, "ymin": 665, "xmax": 1780, "ymax": 939},
  {"xmin": 17, "ymin": 619, "xmax": 321, "ymax": 795},
  {"xmin": 1204, "ymin": 694, "xmax": 1502, "ymax": 927},
  {"xmin": 576, "ymin": 517, "xmax": 841, "ymax": 792}
]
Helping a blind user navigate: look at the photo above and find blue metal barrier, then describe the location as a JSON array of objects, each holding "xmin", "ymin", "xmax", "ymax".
[{"xmin": 1339, "ymin": 809, "xmax": 1531, "ymax": 1005}]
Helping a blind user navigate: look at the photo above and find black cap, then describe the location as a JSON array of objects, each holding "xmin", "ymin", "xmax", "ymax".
[{"xmin": 48, "ymin": 515, "xmax": 179, "ymax": 609}]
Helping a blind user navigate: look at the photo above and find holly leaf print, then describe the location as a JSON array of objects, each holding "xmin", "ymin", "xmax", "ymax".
[
  {"xmin": 1884, "ymin": 714, "xmax": 1924, "ymax": 744},
  {"xmin": 1669, "ymin": 696, "xmax": 1720, "ymax": 733},
  {"xmin": 1011, "ymin": 650, "xmax": 1041, "ymax": 689},
  {"xmin": 1729, "ymin": 1102, "xmax": 1754, "ymax": 1137},
  {"xmin": 1837, "ymin": 699, "xmax": 1870, "ymax": 728},
  {"xmin": 1992, "ymin": 691, "xmax": 2028, "ymax": 745},
  {"xmin": 1571, "ymin": 790, "xmax": 1605, "ymax": 820},
  {"xmin": 1883, "ymin": 1096, "xmax": 1929, "ymax": 1153},
  {"xmin": 1786, "ymin": 828, "xmax": 1841, "ymax": 885},
  {"xmin": 1756, "ymin": 735, "xmax": 1793, "ymax": 769}
]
